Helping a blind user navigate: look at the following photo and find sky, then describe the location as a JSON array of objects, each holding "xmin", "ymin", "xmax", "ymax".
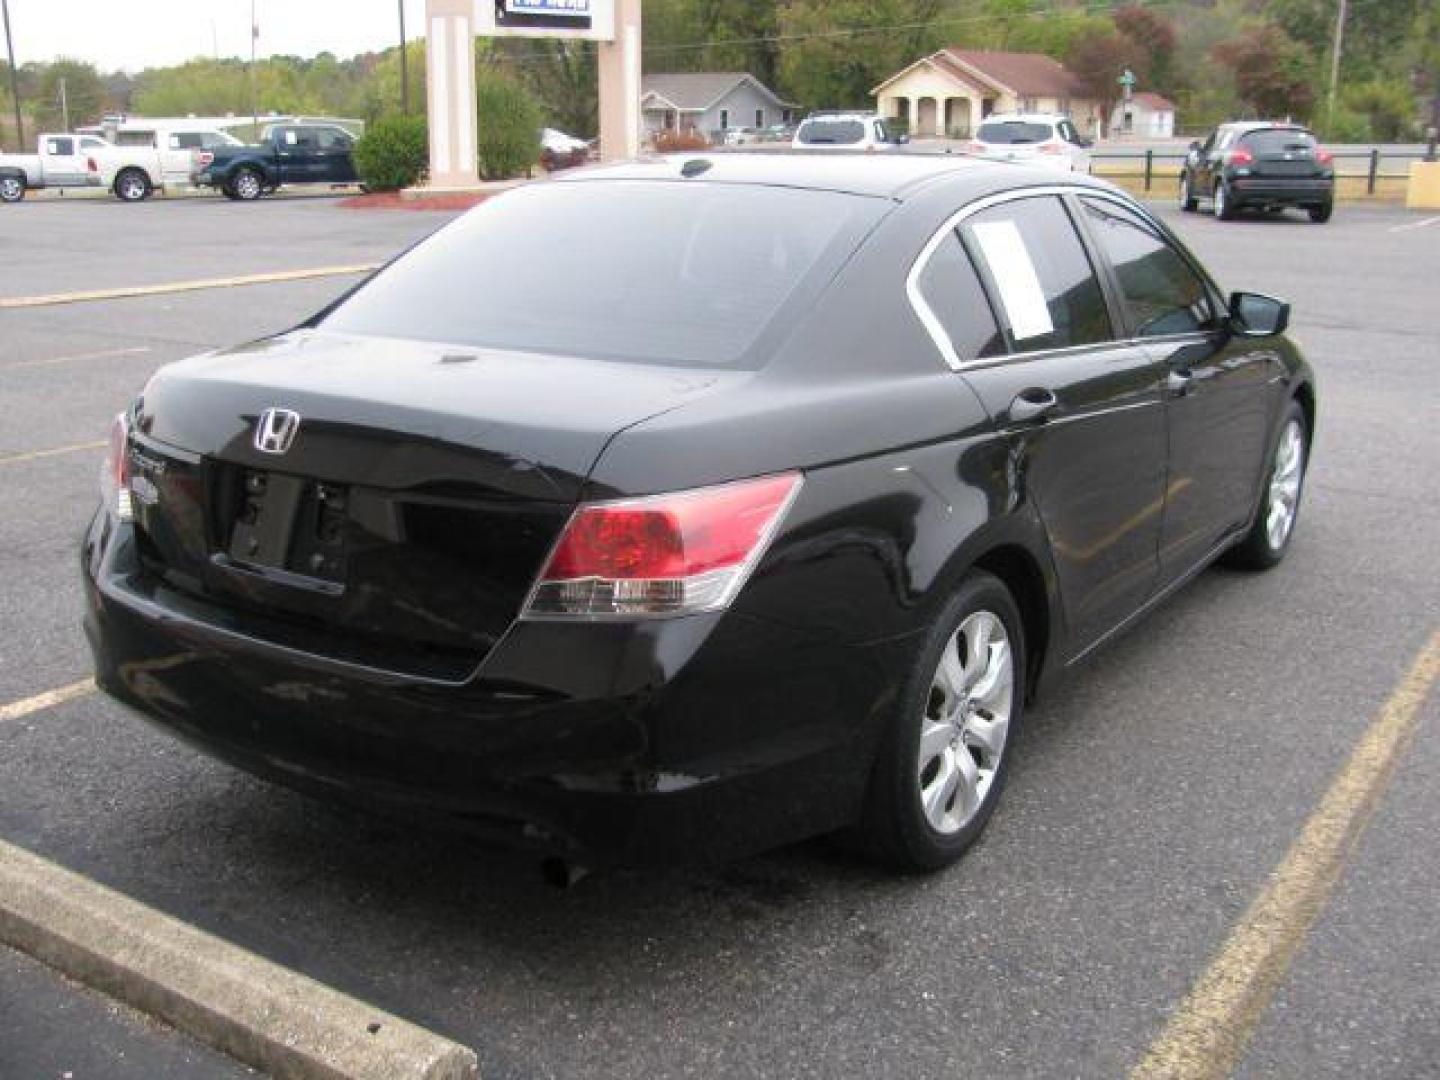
[{"xmin": 5, "ymin": 0, "xmax": 430, "ymax": 72}]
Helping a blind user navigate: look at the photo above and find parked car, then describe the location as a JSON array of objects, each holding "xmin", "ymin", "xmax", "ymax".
[
  {"xmin": 540, "ymin": 127, "xmax": 590, "ymax": 172},
  {"xmin": 96, "ymin": 122, "xmax": 246, "ymax": 202},
  {"xmin": 1179, "ymin": 121, "xmax": 1334, "ymax": 222},
  {"xmin": 0, "ymin": 133, "xmax": 104, "ymax": 202},
  {"xmin": 722, "ymin": 126, "xmax": 760, "ymax": 146},
  {"xmin": 191, "ymin": 123, "xmax": 359, "ymax": 201},
  {"xmin": 965, "ymin": 113, "xmax": 1091, "ymax": 173},
  {"xmin": 86, "ymin": 155, "xmax": 1314, "ymax": 873},
  {"xmin": 791, "ymin": 112, "xmax": 908, "ymax": 151}
]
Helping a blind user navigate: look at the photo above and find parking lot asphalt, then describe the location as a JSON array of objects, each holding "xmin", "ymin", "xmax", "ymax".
[{"xmin": 1, "ymin": 194, "xmax": 1437, "ymax": 1079}]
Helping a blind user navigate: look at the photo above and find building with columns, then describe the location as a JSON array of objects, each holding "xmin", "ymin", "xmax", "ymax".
[{"xmin": 872, "ymin": 48, "xmax": 1104, "ymax": 141}]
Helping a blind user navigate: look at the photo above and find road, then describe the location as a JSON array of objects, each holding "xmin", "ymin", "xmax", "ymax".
[{"xmin": 1, "ymin": 194, "xmax": 1437, "ymax": 1079}]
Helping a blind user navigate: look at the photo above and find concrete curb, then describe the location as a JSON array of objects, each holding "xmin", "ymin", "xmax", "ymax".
[{"xmin": 0, "ymin": 839, "xmax": 479, "ymax": 1080}]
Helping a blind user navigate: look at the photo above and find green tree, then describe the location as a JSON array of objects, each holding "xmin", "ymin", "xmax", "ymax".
[
  {"xmin": 1067, "ymin": 26, "xmax": 1152, "ymax": 132},
  {"xmin": 36, "ymin": 58, "xmax": 105, "ymax": 129},
  {"xmin": 354, "ymin": 114, "xmax": 428, "ymax": 190},
  {"xmin": 474, "ymin": 67, "xmax": 541, "ymax": 180}
]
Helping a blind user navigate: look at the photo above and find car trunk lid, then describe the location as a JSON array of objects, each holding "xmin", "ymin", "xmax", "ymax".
[{"xmin": 127, "ymin": 330, "xmax": 737, "ymax": 680}]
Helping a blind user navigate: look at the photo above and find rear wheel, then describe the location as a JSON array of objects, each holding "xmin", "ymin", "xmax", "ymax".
[
  {"xmin": 1179, "ymin": 172, "xmax": 1198, "ymax": 212},
  {"xmin": 1224, "ymin": 401, "xmax": 1308, "ymax": 570},
  {"xmin": 1309, "ymin": 201, "xmax": 1333, "ymax": 223},
  {"xmin": 1214, "ymin": 181, "xmax": 1238, "ymax": 220},
  {"xmin": 0, "ymin": 174, "xmax": 24, "ymax": 203},
  {"xmin": 232, "ymin": 168, "xmax": 264, "ymax": 201},
  {"xmin": 854, "ymin": 571, "xmax": 1023, "ymax": 872},
  {"xmin": 114, "ymin": 168, "xmax": 152, "ymax": 202}
]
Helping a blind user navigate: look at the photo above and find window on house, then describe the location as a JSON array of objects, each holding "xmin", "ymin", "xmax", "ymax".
[
  {"xmin": 720, "ymin": 109, "xmax": 730, "ymax": 130},
  {"xmin": 756, "ymin": 108, "xmax": 765, "ymax": 128}
]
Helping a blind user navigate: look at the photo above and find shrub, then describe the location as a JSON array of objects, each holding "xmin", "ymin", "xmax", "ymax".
[
  {"xmin": 653, "ymin": 128, "xmax": 710, "ymax": 152},
  {"xmin": 475, "ymin": 69, "xmax": 542, "ymax": 181},
  {"xmin": 353, "ymin": 115, "xmax": 428, "ymax": 192}
]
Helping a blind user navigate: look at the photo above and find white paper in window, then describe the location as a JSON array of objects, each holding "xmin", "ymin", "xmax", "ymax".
[{"xmin": 970, "ymin": 219, "xmax": 1054, "ymax": 341}]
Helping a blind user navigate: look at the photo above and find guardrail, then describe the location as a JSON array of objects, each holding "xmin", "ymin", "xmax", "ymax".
[{"xmin": 1092, "ymin": 148, "xmax": 1427, "ymax": 196}]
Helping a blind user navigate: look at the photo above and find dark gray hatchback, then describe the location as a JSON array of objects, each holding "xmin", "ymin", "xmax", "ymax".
[{"xmin": 1179, "ymin": 122, "xmax": 1335, "ymax": 222}]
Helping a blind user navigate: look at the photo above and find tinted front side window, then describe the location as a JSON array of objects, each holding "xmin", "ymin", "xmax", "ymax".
[
  {"xmin": 961, "ymin": 196, "xmax": 1111, "ymax": 352},
  {"xmin": 322, "ymin": 181, "xmax": 881, "ymax": 368},
  {"xmin": 1081, "ymin": 198, "xmax": 1212, "ymax": 338},
  {"xmin": 917, "ymin": 232, "xmax": 1006, "ymax": 364},
  {"xmin": 798, "ymin": 120, "xmax": 864, "ymax": 145}
]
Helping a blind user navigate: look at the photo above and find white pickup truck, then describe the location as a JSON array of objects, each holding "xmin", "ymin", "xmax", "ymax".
[
  {"xmin": 0, "ymin": 132, "xmax": 111, "ymax": 203},
  {"xmin": 94, "ymin": 122, "xmax": 246, "ymax": 201}
]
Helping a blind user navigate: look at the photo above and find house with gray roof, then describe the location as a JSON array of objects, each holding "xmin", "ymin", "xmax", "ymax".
[{"xmin": 641, "ymin": 73, "xmax": 797, "ymax": 141}]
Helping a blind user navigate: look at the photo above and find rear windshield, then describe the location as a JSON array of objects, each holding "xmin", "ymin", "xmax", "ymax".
[
  {"xmin": 1240, "ymin": 129, "xmax": 1317, "ymax": 154},
  {"xmin": 977, "ymin": 121, "xmax": 1052, "ymax": 144},
  {"xmin": 321, "ymin": 181, "xmax": 880, "ymax": 368},
  {"xmin": 797, "ymin": 119, "xmax": 865, "ymax": 145}
]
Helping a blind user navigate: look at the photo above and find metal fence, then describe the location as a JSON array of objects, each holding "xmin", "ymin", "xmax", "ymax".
[{"xmin": 1092, "ymin": 148, "xmax": 1428, "ymax": 196}]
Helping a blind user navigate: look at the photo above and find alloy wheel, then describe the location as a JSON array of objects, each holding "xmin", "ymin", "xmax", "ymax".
[
  {"xmin": 235, "ymin": 172, "xmax": 261, "ymax": 199},
  {"xmin": 917, "ymin": 610, "xmax": 1014, "ymax": 835},
  {"xmin": 1266, "ymin": 419, "xmax": 1305, "ymax": 550},
  {"xmin": 0, "ymin": 176, "xmax": 21, "ymax": 202},
  {"xmin": 119, "ymin": 173, "xmax": 146, "ymax": 201}
]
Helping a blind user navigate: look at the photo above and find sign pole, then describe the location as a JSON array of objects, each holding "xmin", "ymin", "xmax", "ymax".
[
  {"xmin": 596, "ymin": 0, "xmax": 642, "ymax": 161},
  {"xmin": 2, "ymin": 0, "xmax": 23, "ymax": 151}
]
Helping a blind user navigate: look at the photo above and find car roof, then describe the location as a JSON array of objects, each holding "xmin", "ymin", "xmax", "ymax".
[
  {"xmin": 552, "ymin": 151, "xmax": 1110, "ymax": 201},
  {"xmin": 979, "ymin": 113, "xmax": 1065, "ymax": 124},
  {"xmin": 1221, "ymin": 120, "xmax": 1312, "ymax": 133}
]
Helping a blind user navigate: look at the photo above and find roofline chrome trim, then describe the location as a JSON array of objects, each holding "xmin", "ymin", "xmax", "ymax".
[{"xmin": 904, "ymin": 183, "xmax": 1177, "ymax": 372}]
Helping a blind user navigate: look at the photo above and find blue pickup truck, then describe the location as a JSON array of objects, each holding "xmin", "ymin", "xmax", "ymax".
[{"xmin": 192, "ymin": 123, "xmax": 359, "ymax": 201}]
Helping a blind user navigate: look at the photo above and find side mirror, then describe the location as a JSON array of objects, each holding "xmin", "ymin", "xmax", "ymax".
[
  {"xmin": 1189, "ymin": 140, "xmax": 1201, "ymax": 152},
  {"xmin": 1229, "ymin": 291, "xmax": 1290, "ymax": 337},
  {"xmin": 1080, "ymin": 138, "xmax": 1094, "ymax": 149}
]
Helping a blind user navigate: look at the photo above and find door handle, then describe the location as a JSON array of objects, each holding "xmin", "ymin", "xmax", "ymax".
[
  {"xmin": 1166, "ymin": 369, "xmax": 1194, "ymax": 397},
  {"xmin": 1007, "ymin": 387, "xmax": 1059, "ymax": 425}
]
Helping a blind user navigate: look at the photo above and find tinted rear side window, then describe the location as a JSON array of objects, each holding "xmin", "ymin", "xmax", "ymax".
[
  {"xmin": 798, "ymin": 120, "xmax": 865, "ymax": 145},
  {"xmin": 917, "ymin": 232, "xmax": 1006, "ymax": 364},
  {"xmin": 977, "ymin": 122, "xmax": 1051, "ymax": 144},
  {"xmin": 961, "ymin": 196, "xmax": 1111, "ymax": 351},
  {"xmin": 322, "ymin": 181, "xmax": 881, "ymax": 368},
  {"xmin": 1241, "ymin": 129, "xmax": 1316, "ymax": 155},
  {"xmin": 1080, "ymin": 198, "xmax": 1213, "ymax": 338}
]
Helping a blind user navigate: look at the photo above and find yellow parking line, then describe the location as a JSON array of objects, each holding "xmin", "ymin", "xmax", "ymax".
[
  {"xmin": 0, "ymin": 680, "xmax": 96, "ymax": 723},
  {"xmin": 0, "ymin": 263, "xmax": 378, "ymax": 310},
  {"xmin": 2, "ymin": 346, "xmax": 151, "ymax": 370},
  {"xmin": 0, "ymin": 440, "xmax": 107, "ymax": 467},
  {"xmin": 1132, "ymin": 626, "xmax": 1440, "ymax": 1080}
]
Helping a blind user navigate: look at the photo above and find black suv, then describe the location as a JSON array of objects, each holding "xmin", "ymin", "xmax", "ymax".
[{"xmin": 1179, "ymin": 122, "xmax": 1334, "ymax": 222}]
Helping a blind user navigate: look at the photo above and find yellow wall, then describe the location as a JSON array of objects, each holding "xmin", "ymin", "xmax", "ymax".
[{"xmin": 876, "ymin": 64, "xmax": 1102, "ymax": 138}]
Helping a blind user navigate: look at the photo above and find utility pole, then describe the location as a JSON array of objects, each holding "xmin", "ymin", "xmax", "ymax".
[
  {"xmin": 59, "ymin": 76, "xmax": 68, "ymax": 132},
  {"xmin": 250, "ymin": 0, "xmax": 259, "ymax": 133},
  {"xmin": 1327, "ymin": 0, "xmax": 1348, "ymax": 131},
  {"xmin": 399, "ymin": 0, "xmax": 410, "ymax": 115},
  {"xmin": 2, "ymin": 0, "xmax": 23, "ymax": 151}
]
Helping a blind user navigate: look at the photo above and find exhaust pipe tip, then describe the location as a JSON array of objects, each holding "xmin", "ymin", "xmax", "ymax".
[{"xmin": 540, "ymin": 857, "xmax": 590, "ymax": 890}]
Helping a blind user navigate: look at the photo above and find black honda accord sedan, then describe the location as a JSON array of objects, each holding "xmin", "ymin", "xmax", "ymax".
[{"xmin": 83, "ymin": 154, "xmax": 1315, "ymax": 872}]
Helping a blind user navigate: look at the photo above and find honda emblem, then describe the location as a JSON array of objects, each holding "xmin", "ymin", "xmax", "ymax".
[{"xmin": 254, "ymin": 408, "xmax": 301, "ymax": 455}]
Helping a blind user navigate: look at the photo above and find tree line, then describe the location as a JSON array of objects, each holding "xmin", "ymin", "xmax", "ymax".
[{"xmin": 3, "ymin": 0, "xmax": 1437, "ymax": 151}]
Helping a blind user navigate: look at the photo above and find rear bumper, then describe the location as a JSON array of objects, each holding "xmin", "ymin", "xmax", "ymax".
[
  {"xmin": 82, "ymin": 511, "xmax": 908, "ymax": 865},
  {"xmin": 1228, "ymin": 177, "xmax": 1333, "ymax": 205}
]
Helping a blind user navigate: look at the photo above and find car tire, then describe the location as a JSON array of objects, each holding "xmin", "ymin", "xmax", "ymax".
[
  {"xmin": 1179, "ymin": 172, "xmax": 1198, "ymax": 212},
  {"xmin": 221, "ymin": 185, "xmax": 242, "ymax": 201},
  {"xmin": 0, "ymin": 174, "xmax": 24, "ymax": 203},
  {"xmin": 114, "ymin": 168, "xmax": 152, "ymax": 203},
  {"xmin": 1224, "ymin": 400, "xmax": 1308, "ymax": 571},
  {"xmin": 232, "ymin": 168, "xmax": 264, "ymax": 201},
  {"xmin": 1214, "ymin": 181, "xmax": 1238, "ymax": 220},
  {"xmin": 1309, "ymin": 201, "xmax": 1333, "ymax": 223},
  {"xmin": 853, "ymin": 570, "xmax": 1024, "ymax": 872}
]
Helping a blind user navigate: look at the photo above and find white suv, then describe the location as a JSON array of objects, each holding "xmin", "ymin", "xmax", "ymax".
[
  {"xmin": 791, "ymin": 113, "xmax": 908, "ymax": 152},
  {"xmin": 966, "ymin": 113, "xmax": 1091, "ymax": 173}
]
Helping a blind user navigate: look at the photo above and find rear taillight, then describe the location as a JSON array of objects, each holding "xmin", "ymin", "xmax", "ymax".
[
  {"xmin": 965, "ymin": 141, "xmax": 985, "ymax": 154},
  {"xmin": 523, "ymin": 472, "xmax": 803, "ymax": 618},
  {"xmin": 86, "ymin": 156, "xmax": 98, "ymax": 173},
  {"xmin": 1227, "ymin": 146, "xmax": 1254, "ymax": 166},
  {"xmin": 101, "ymin": 412, "xmax": 133, "ymax": 522},
  {"xmin": 1038, "ymin": 140, "xmax": 1063, "ymax": 154},
  {"xmin": 1316, "ymin": 146, "xmax": 1333, "ymax": 166},
  {"xmin": 195, "ymin": 150, "xmax": 214, "ymax": 168}
]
